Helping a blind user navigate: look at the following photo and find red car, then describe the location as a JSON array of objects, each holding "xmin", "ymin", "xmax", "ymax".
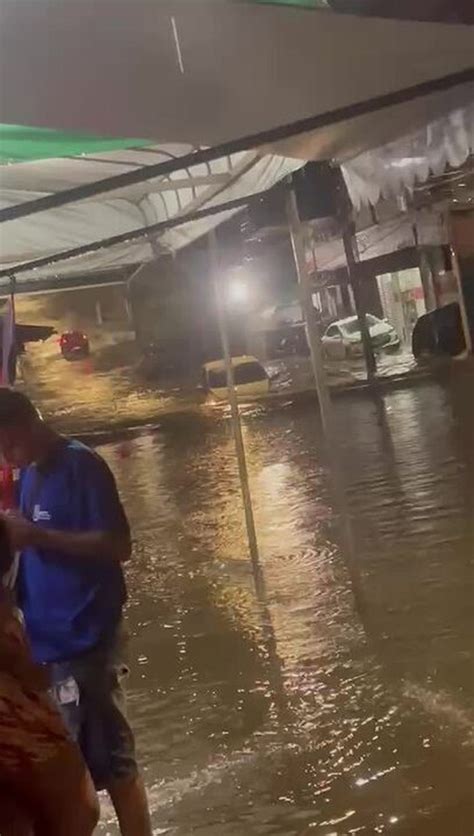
[{"xmin": 59, "ymin": 331, "xmax": 90, "ymax": 360}]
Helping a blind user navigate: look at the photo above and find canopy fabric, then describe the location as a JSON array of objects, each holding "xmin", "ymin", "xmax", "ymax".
[
  {"xmin": 0, "ymin": 1, "xmax": 473, "ymax": 288},
  {"xmin": 0, "ymin": 125, "xmax": 150, "ymax": 164},
  {"xmin": 341, "ymin": 103, "xmax": 474, "ymax": 209},
  {"xmin": 0, "ymin": 1, "xmax": 472, "ymax": 157},
  {"xmin": 0, "ymin": 147, "xmax": 301, "ymax": 285}
]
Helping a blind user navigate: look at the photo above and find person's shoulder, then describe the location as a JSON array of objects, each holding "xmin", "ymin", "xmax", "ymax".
[
  {"xmin": 64, "ymin": 438, "xmax": 95, "ymax": 459},
  {"xmin": 63, "ymin": 439, "xmax": 111, "ymax": 477}
]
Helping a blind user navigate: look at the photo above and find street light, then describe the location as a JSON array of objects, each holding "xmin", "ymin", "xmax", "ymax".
[{"xmin": 227, "ymin": 277, "xmax": 250, "ymax": 306}]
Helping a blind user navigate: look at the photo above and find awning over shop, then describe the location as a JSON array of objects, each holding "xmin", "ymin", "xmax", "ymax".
[
  {"xmin": 309, "ymin": 208, "xmax": 449, "ymax": 273},
  {"xmin": 341, "ymin": 103, "xmax": 474, "ymax": 209},
  {"xmin": 0, "ymin": 1, "xmax": 472, "ymax": 288}
]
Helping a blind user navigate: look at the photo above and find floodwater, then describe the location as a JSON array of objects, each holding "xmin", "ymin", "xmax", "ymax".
[
  {"xmin": 88, "ymin": 367, "xmax": 474, "ymax": 836},
  {"xmin": 19, "ymin": 335, "xmax": 418, "ymax": 434}
]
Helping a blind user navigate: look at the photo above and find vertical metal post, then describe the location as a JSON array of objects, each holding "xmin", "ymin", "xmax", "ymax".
[
  {"xmin": 337, "ymin": 171, "xmax": 376, "ymax": 381},
  {"xmin": 286, "ymin": 193, "xmax": 372, "ymax": 635},
  {"xmin": 448, "ymin": 225, "xmax": 472, "ymax": 354},
  {"xmin": 341, "ymin": 225, "xmax": 377, "ymax": 381},
  {"xmin": 95, "ymin": 299, "xmax": 103, "ymax": 326},
  {"xmin": 208, "ymin": 230, "xmax": 261, "ymax": 573},
  {"xmin": 418, "ymin": 248, "xmax": 438, "ymax": 312},
  {"xmin": 123, "ymin": 296, "xmax": 132, "ymax": 325},
  {"xmin": 286, "ymin": 187, "xmax": 333, "ymax": 440},
  {"xmin": 413, "ymin": 224, "xmax": 438, "ymax": 314},
  {"xmin": 390, "ymin": 271, "xmax": 405, "ymax": 344}
]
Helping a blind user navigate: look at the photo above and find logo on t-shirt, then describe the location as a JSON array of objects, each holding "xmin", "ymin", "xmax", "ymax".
[{"xmin": 32, "ymin": 504, "xmax": 51, "ymax": 522}]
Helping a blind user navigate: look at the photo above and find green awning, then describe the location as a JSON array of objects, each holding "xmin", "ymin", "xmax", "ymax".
[{"xmin": 0, "ymin": 124, "xmax": 151, "ymax": 164}]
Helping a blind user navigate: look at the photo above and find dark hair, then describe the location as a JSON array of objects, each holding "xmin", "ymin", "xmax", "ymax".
[
  {"xmin": 0, "ymin": 518, "xmax": 13, "ymax": 577},
  {"xmin": 0, "ymin": 389, "xmax": 39, "ymax": 428}
]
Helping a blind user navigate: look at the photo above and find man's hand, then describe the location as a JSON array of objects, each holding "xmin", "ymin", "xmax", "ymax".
[{"xmin": 0, "ymin": 511, "xmax": 39, "ymax": 550}]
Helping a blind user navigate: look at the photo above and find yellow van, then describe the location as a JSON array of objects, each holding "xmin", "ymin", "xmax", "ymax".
[{"xmin": 201, "ymin": 356, "xmax": 270, "ymax": 401}]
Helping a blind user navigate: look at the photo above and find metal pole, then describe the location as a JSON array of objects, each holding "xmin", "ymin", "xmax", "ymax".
[
  {"xmin": 448, "ymin": 225, "xmax": 472, "ymax": 355},
  {"xmin": 340, "ymin": 211, "xmax": 377, "ymax": 382},
  {"xmin": 286, "ymin": 191, "xmax": 373, "ymax": 635},
  {"xmin": 286, "ymin": 188, "xmax": 333, "ymax": 440},
  {"xmin": 417, "ymin": 247, "xmax": 438, "ymax": 312},
  {"xmin": 208, "ymin": 230, "xmax": 261, "ymax": 573}
]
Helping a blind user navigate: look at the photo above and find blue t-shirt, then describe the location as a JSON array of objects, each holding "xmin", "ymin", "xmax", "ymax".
[{"xmin": 18, "ymin": 439, "xmax": 128, "ymax": 664}]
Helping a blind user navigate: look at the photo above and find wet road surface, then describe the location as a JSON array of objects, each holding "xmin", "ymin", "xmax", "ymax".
[
  {"xmin": 78, "ymin": 366, "xmax": 474, "ymax": 835},
  {"xmin": 19, "ymin": 336, "xmax": 418, "ymax": 434}
]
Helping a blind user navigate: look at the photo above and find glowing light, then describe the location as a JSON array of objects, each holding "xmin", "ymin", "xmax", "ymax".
[{"xmin": 227, "ymin": 278, "xmax": 250, "ymax": 306}]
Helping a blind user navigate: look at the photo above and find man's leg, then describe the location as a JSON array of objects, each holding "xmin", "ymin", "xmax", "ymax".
[
  {"xmin": 107, "ymin": 773, "xmax": 152, "ymax": 836},
  {"xmin": 54, "ymin": 642, "xmax": 152, "ymax": 836},
  {"xmin": 104, "ymin": 668, "xmax": 152, "ymax": 836}
]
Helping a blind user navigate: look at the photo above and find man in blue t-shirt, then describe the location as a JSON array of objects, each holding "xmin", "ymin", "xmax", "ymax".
[{"xmin": 0, "ymin": 390, "xmax": 151, "ymax": 836}]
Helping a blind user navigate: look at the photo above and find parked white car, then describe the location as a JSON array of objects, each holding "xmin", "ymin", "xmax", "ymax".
[{"xmin": 322, "ymin": 314, "xmax": 400, "ymax": 360}]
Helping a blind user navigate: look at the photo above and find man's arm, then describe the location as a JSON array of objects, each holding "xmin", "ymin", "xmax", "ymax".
[
  {"xmin": 1, "ymin": 512, "xmax": 131, "ymax": 563},
  {"xmin": 31, "ymin": 525, "xmax": 131, "ymax": 562}
]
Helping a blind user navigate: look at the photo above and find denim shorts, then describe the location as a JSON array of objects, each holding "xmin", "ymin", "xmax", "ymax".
[{"xmin": 48, "ymin": 626, "xmax": 138, "ymax": 790}]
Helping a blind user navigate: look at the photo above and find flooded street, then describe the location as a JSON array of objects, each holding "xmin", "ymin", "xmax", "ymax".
[
  {"xmin": 3, "ymin": 4, "xmax": 473, "ymax": 834},
  {"xmin": 75, "ymin": 367, "xmax": 474, "ymax": 835},
  {"xmin": 18, "ymin": 333, "xmax": 419, "ymax": 435}
]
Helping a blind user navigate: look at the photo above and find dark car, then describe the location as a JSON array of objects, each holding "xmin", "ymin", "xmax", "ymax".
[
  {"xmin": 59, "ymin": 330, "xmax": 90, "ymax": 361},
  {"xmin": 412, "ymin": 302, "xmax": 474, "ymax": 359}
]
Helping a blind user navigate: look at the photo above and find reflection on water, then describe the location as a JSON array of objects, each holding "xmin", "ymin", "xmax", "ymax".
[{"xmin": 95, "ymin": 375, "xmax": 474, "ymax": 835}]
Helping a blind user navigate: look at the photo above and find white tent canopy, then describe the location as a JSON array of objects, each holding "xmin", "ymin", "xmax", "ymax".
[
  {"xmin": 0, "ymin": 147, "xmax": 301, "ymax": 283},
  {"xmin": 0, "ymin": 1, "xmax": 473, "ymax": 289}
]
